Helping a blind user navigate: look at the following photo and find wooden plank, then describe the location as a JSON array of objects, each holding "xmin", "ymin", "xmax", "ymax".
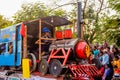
[
  {"xmin": 41, "ymin": 38, "xmax": 56, "ymax": 40},
  {"xmin": 39, "ymin": 19, "xmax": 42, "ymax": 60},
  {"xmin": 23, "ymin": 25, "xmax": 27, "ymax": 58},
  {"xmin": 35, "ymin": 38, "xmax": 56, "ymax": 44}
]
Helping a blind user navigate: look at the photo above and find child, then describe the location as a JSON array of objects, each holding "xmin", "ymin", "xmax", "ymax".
[
  {"xmin": 102, "ymin": 63, "xmax": 114, "ymax": 80},
  {"xmin": 112, "ymin": 56, "xmax": 120, "ymax": 79}
]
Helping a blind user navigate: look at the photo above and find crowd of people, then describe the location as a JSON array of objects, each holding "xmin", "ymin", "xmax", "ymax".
[{"xmin": 90, "ymin": 41, "xmax": 120, "ymax": 80}]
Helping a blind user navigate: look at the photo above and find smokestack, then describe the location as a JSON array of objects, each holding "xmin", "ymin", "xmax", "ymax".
[{"xmin": 77, "ymin": 1, "xmax": 82, "ymax": 39}]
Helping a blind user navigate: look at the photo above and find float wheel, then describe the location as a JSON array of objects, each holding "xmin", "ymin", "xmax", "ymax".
[
  {"xmin": 38, "ymin": 59, "xmax": 48, "ymax": 75},
  {"xmin": 49, "ymin": 59, "xmax": 62, "ymax": 77},
  {"xmin": 27, "ymin": 53, "xmax": 37, "ymax": 72}
]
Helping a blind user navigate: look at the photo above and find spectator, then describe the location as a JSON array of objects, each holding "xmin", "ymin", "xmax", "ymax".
[
  {"xmin": 113, "ymin": 47, "xmax": 120, "ymax": 56},
  {"xmin": 106, "ymin": 47, "xmax": 114, "ymax": 62},
  {"xmin": 104, "ymin": 40, "xmax": 108, "ymax": 48},
  {"xmin": 99, "ymin": 65, "xmax": 105, "ymax": 76},
  {"xmin": 101, "ymin": 49, "xmax": 109, "ymax": 66},
  {"xmin": 93, "ymin": 46, "xmax": 100, "ymax": 58},
  {"xmin": 102, "ymin": 63, "xmax": 114, "ymax": 80},
  {"xmin": 98, "ymin": 52, "xmax": 103, "ymax": 62},
  {"xmin": 112, "ymin": 55, "xmax": 120, "ymax": 69},
  {"xmin": 92, "ymin": 58, "xmax": 102, "ymax": 70}
]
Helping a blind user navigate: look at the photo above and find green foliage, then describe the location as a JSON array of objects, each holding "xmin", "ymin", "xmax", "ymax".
[
  {"xmin": 84, "ymin": 34, "xmax": 89, "ymax": 42},
  {"xmin": 84, "ymin": 4, "xmax": 95, "ymax": 20},
  {"xmin": 108, "ymin": 0, "xmax": 120, "ymax": 13},
  {"xmin": 12, "ymin": 0, "xmax": 120, "ymax": 46},
  {"xmin": 104, "ymin": 18, "xmax": 120, "ymax": 46},
  {"xmin": 0, "ymin": 14, "xmax": 12, "ymax": 29},
  {"xmin": 82, "ymin": 4, "xmax": 100, "ymax": 43},
  {"xmin": 106, "ymin": 0, "xmax": 120, "ymax": 46},
  {"xmin": 82, "ymin": 0, "xmax": 112, "ymax": 44},
  {"xmin": 67, "ymin": 6, "xmax": 77, "ymax": 20},
  {"xmin": 13, "ymin": 1, "xmax": 48, "ymax": 23},
  {"xmin": 72, "ymin": 32, "xmax": 77, "ymax": 38},
  {"xmin": 49, "ymin": 8, "xmax": 67, "ymax": 17},
  {"xmin": 13, "ymin": 1, "xmax": 67, "ymax": 24}
]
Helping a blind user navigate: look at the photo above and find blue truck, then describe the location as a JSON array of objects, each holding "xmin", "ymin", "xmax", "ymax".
[
  {"xmin": 0, "ymin": 21, "xmax": 38, "ymax": 71},
  {"xmin": 0, "ymin": 23, "xmax": 22, "ymax": 66}
]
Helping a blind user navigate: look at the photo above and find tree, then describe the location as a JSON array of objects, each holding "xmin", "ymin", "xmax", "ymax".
[
  {"xmin": 0, "ymin": 14, "xmax": 12, "ymax": 29},
  {"xmin": 88, "ymin": 0, "xmax": 120, "ymax": 46},
  {"xmin": 108, "ymin": 0, "xmax": 120, "ymax": 13},
  {"xmin": 78, "ymin": 0, "xmax": 108, "ymax": 44},
  {"xmin": 50, "ymin": 0, "xmax": 110, "ymax": 44},
  {"xmin": 13, "ymin": 2, "xmax": 48, "ymax": 23},
  {"xmin": 13, "ymin": 1, "xmax": 67, "ymax": 24},
  {"xmin": 49, "ymin": 8, "xmax": 67, "ymax": 17},
  {"xmin": 52, "ymin": 0, "xmax": 109, "ymax": 44},
  {"xmin": 103, "ymin": 0, "xmax": 120, "ymax": 46},
  {"xmin": 13, "ymin": 0, "xmax": 115, "ymax": 45}
]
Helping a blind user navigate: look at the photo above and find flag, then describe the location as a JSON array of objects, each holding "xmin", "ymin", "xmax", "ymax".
[{"xmin": 20, "ymin": 22, "xmax": 26, "ymax": 37}]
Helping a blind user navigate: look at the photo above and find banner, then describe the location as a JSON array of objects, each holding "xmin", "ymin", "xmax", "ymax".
[{"xmin": 20, "ymin": 22, "xmax": 26, "ymax": 37}]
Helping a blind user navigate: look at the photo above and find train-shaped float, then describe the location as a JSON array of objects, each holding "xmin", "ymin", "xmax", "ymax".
[{"xmin": 0, "ymin": 2, "xmax": 101, "ymax": 80}]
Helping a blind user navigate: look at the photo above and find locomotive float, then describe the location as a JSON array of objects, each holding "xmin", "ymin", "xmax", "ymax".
[{"xmin": 0, "ymin": 2, "xmax": 101, "ymax": 80}]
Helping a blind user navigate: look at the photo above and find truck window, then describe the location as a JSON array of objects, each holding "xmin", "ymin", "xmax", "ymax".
[
  {"xmin": 8, "ymin": 42, "xmax": 13, "ymax": 54},
  {"xmin": 0, "ymin": 43, "xmax": 6, "ymax": 54}
]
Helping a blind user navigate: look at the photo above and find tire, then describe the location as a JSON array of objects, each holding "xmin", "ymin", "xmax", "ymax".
[
  {"xmin": 27, "ymin": 53, "xmax": 37, "ymax": 72},
  {"xmin": 32, "ymin": 51, "xmax": 39, "ymax": 60},
  {"xmin": 38, "ymin": 59, "xmax": 48, "ymax": 75},
  {"xmin": 49, "ymin": 59, "xmax": 62, "ymax": 77}
]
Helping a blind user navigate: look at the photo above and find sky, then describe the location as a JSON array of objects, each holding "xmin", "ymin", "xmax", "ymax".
[
  {"xmin": 0, "ymin": 0, "xmax": 71, "ymax": 20},
  {"xmin": 0, "ymin": 0, "xmax": 115, "ymax": 20},
  {"xmin": 0, "ymin": 0, "xmax": 53, "ymax": 19}
]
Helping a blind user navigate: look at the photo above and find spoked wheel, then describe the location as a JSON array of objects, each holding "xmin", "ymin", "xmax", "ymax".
[
  {"xmin": 27, "ymin": 53, "xmax": 37, "ymax": 72},
  {"xmin": 49, "ymin": 59, "xmax": 62, "ymax": 77},
  {"xmin": 38, "ymin": 59, "xmax": 48, "ymax": 75}
]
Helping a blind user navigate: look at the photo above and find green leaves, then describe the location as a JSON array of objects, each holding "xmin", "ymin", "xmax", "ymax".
[
  {"xmin": 0, "ymin": 14, "xmax": 12, "ymax": 29},
  {"xmin": 13, "ymin": 1, "xmax": 67, "ymax": 24},
  {"xmin": 2, "ymin": 0, "xmax": 120, "ymax": 46},
  {"xmin": 13, "ymin": 2, "xmax": 48, "ymax": 23},
  {"xmin": 49, "ymin": 8, "xmax": 67, "ymax": 17},
  {"xmin": 105, "ymin": 0, "xmax": 120, "ymax": 46},
  {"xmin": 108, "ymin": 0, "xmax": 120, "ymax": 13}
]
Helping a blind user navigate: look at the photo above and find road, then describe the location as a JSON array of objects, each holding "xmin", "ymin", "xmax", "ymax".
[{"xmin": 0, "ymin": 70, "xmax": 64, "ymax": 80}]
